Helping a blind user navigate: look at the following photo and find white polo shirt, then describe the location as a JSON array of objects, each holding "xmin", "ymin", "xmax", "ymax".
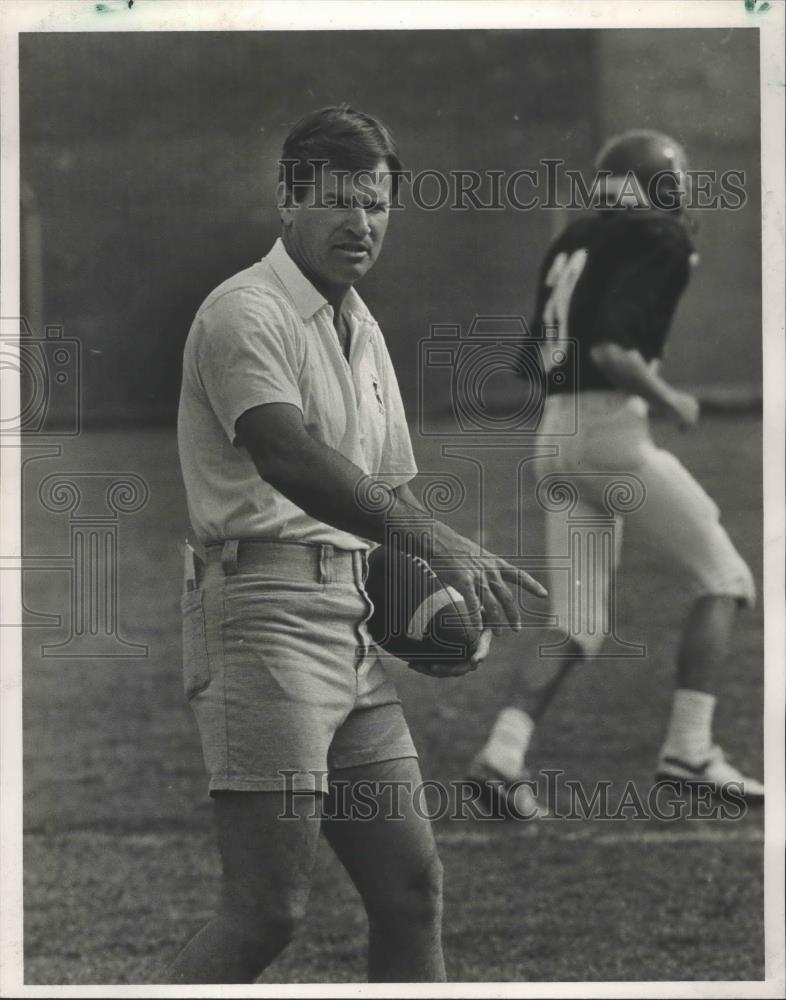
[{"xmin": 177, "ymin": 238, "xmax": 418, "ymax": 549}]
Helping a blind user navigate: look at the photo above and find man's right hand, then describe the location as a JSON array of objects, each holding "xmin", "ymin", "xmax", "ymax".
[
  {"xmin": 663, "ymin": 389, "xmax": 700, "ymax": 430},
  {"xmin": 427, "ymin": 522, "xmax": 548, "ymax": 635}
]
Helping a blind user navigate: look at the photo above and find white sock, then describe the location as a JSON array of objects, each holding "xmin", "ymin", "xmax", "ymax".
[
  {"xmin": 661, "ymin": 688, "xmax": 716, "ymax": 765},
  {"xmin": 477, "ymin": 707, "xmax": 535, "ymax": 780}
]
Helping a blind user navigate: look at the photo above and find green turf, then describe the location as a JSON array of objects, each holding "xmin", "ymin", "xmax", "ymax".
[{"xmin": 21, "ymin": 415, "xmax": 764, "ymax": 983}]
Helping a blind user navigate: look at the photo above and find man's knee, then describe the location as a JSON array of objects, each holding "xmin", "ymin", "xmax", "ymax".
[
  {"xmin": 220, "ymin": 880, "xmax": 308, "ymax": 951},
  {"xmin": 370, "ymin": 854, "xmax": 444, "ymax": 928}
]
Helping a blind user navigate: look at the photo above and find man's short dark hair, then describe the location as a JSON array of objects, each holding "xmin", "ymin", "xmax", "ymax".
[{"xmin": 280, "ymin": 104, "xmax": 403, "ymax": 202}]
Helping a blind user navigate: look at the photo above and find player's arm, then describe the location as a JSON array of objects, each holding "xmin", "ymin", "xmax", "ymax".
[
  {"xmin": 591, "ymin": 220, "xmax": 698, "ymax": 428},
  {"xmin": 589, "ymin": 342, "xmax": 699, "ymax": 428}
]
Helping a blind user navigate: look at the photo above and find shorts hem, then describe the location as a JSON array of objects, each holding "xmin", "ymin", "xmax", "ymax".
[
  {"xmin": 329, "ymin": 743, "xmax": 419, "ymax": 774},
  {"xmin": 208, "ymin": 774, "xmax": 328, "ymax": 796},
  {"xmin": 691, "ymin": 587, "xmax": 756, "ymax": 610}
]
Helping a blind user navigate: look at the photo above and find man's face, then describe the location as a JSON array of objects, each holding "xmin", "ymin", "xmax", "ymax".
[{"xmin": 281, "ymin": 158, "xmax": 392, "ymax": 289}]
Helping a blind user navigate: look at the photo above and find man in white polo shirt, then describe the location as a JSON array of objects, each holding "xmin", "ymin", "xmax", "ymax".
[{"xmin": 169, "ymin": 105, "xmax": 545, "ymax": 984}]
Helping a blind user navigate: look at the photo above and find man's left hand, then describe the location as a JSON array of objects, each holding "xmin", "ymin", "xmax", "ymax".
[{"xmin": 407, "ymin": 628, "xmax": 492, "ymax": 678}]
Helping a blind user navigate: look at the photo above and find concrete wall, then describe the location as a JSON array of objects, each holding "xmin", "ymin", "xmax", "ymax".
[
  {"xmin": 20, "ymin": 29, "xmax": 759, "ymax": 425},
  {"xmin": 596, "ymin": 29, "xmax": 761, "ymax": 392}
]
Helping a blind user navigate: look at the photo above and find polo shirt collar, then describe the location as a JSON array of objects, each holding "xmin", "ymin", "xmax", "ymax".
[
  {"xmin": 267, "ymin": 238, "xmax": 327, "ymax": 320},
  {"xmin": 266, "ymin": 238, "xmax": 374, "ymax": 326}
]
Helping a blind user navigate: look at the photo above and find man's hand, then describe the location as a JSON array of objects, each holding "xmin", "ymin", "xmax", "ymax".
[
  {"xmin": 408, "ymin": 628, "xmax": 492, "ymax": 678},
  {"xmin": 589, "ymin": 343, "xmax": 700, "ymax": 432},
  {"xmin": 661, "ymin": 389, "xmax": 700, "ymax": 430},
  {"xmin": 428, "ymin": 522, "xmax": 548, "ymax": 634}
]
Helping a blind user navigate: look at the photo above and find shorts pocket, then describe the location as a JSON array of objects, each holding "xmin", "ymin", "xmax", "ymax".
[{"xmin": 181, "ymin": 589, "xmax": 211, "ymax": 699}]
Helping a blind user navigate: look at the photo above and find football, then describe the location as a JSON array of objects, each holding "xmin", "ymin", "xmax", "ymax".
[{"xmin": 365, "ymin": 544, "xmax": 481, "ymax": 666}]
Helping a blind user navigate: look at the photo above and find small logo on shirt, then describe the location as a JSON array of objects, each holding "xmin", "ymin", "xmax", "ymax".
[{"xmin": 371, "ymin": 376, "xmax": 385, "ymax": 414}]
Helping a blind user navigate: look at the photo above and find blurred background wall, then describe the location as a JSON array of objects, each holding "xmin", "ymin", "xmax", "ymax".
[{"xmin": 19, "ymin": 28, "xmax": 760, "ymax": 426}]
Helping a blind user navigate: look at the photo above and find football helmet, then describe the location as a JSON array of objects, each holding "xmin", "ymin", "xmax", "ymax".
[{"xmin": 595, "ymin": 129, "xmax": 689, "ymax": 211}]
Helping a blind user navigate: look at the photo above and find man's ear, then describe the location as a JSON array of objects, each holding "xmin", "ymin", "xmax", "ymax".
[{"xmin": 277, "ymin": 181, "xmax": 295, "ymax": 227}]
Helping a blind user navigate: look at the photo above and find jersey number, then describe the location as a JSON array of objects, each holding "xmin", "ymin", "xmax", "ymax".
[{"xmin": 542, "ymin": 248, "xmax": 588, "ymax": 339}]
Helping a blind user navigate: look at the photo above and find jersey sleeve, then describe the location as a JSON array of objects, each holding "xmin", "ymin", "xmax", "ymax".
[
  {"xmin": 195, "ymin": 288, "xmax": 304, "ymax": 444},
  {"xmin": 594, "ymin": 219, "xmax": 693, "ymax": 358}
]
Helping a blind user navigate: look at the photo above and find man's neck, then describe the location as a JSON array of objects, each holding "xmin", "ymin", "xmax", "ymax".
[{"xmin": 282, "ymin": 233, "xmax": 351, "ymax": 316}]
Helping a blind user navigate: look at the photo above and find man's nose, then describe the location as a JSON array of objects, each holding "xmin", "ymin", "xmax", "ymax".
[{"xmin": 346, "ymin": 206, "xmax": 371, "ymax": 237}]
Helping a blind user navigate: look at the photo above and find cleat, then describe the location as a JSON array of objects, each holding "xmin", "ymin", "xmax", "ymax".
[
  {"xmin": 466, "ymin": 760, "xmax": 550, "ymax": 820},
  {"xmin": 655, "ymin": 746, "xmax": 764, "ymax": 803}
]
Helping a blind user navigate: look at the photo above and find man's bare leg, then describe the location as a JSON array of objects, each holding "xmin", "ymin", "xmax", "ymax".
[
  {"xmin": 166, "ymin": 791, "xmax": 322, "ymax": 984},
  {"xmin": 322, "ymin": 757, "xmax": 446, "ymax": 983}
]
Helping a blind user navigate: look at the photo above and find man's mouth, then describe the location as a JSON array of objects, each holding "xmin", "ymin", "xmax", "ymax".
[{"xmin": 334, "ymin": 243, "xmax": 371, "ymax": 259}]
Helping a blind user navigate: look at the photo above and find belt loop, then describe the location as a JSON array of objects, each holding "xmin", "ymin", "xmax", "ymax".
[
  {"xmin": 318, "ymin": 544, "xmax": 332, "ymax": 585},
  {"xmin": 221, "ymin": 539, "xmax": 239, "ymax": 576}
]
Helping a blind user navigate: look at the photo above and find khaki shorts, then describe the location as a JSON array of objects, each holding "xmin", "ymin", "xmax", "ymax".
[
  {"xmin": 181, "ymin": 540, "xmax": 417, "ymax": 795},
  {"xmin": 532, "ymin": 392, "xmax": 755, "ymax": 656}
]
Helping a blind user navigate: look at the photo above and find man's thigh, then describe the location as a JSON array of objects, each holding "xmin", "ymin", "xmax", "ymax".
[
  {"xmin": 213, "ymin": 791, "xmax": 323, "ymax": 907},
  {"xmin": 321, "ymin": 757, "xmax": 441, "ymax": 906}
]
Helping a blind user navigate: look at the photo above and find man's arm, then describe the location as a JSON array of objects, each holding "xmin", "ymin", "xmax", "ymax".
[
  {"xmin": 589, "ymin": 342, "xmax": 699, "ymax": 429},
  {"xmin": 236, "ymin": 402, "xmax": 423, "ymax": 543},
  {"xmin": 235, "ymin": 402, "xmax": 546, "ymax": 628}
]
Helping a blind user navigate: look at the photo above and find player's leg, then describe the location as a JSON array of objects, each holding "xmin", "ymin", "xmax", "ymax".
[
  {"xmin": 654, "ymin": 594, "xmax": 737, "ymax": 772},
  {"xmin": 467, "ymin": 476, "xmax": 615, "ymax": 815},
  {"xmin": 624, "ymin": 446, "xmax": 761, "ymax": 797},
  {"xmin": 166, "ymin": 790, "xmax": 322, "ymax": 983},
  {"xmin": 470, "ymin": 630, "xmax": 583, "ymax": 778},
  {"xmin": 676, "ymin": 593, "xmax": 737, "ymax": 694},
  {"xmin": 321, "ymin": 756, "xmax": 446, "ymax": 983}
]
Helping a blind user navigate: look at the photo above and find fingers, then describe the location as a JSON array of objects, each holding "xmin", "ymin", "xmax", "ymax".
[
  {"xmin": 495, "ymin": 562, "xmax": 547, "ymax": 599},
  {"xmin": 514, "ymin": 567, "xmax": 549, "ymax": 599},
  {"xmin": 409, "ymin": 658, "xmax": 476, "ymax": 678},
  {"xmin": 407, "ymin": 626, "xmax": 492, "ymax": 678},
  {"xmin": 477, "ymin": 564, "xmax": 547, "ymax": 630},
  {"xmin": 429, "ymin": 553, "xmax": 547, "ymax": 633},
  {"xmin": 470, "ymin": 628, "xmax": 492, "ymax": 666},
  {"xmin": 455, "ymin": 574, "xmax": 483, "ymax": 631},
  {"xmin": 483, "ymin": 570, "xmax": 521, "ymax": 631}
]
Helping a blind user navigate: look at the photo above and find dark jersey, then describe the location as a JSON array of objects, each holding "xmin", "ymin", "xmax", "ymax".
[{"xmin": 531, "ymin": 210, "xmax": 695, "ymax": 394}]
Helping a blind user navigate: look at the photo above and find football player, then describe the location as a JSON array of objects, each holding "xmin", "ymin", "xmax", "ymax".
[{"xmin": 468, "ymin": 130, "xmax": 763, "ymax": 816}]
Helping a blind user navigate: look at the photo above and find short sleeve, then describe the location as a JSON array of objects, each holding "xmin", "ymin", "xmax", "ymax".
[
  {"xmin": 596, "ymin": 220, "xmax": 693, "ymax": 358},
  {"xmin": 375, "ymin": 334, "xmax": 418, "ymax": 488},
  {"xmin": 195, "ymin": 289, "xmax": 304, "ymax": 443}
]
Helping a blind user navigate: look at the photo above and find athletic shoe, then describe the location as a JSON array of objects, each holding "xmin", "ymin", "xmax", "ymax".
[
  {"xmin": 655, "ymin": 745, "xmax": 764, "ymax": 802},
  {"xmin": 465, "ymin": 759, "xmax": 550, "ymax": 820}
]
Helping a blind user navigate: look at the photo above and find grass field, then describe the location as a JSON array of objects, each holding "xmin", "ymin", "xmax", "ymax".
[{"xmin": 21, "ymin": 414, "xmax": 764, "ymax": 984}]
